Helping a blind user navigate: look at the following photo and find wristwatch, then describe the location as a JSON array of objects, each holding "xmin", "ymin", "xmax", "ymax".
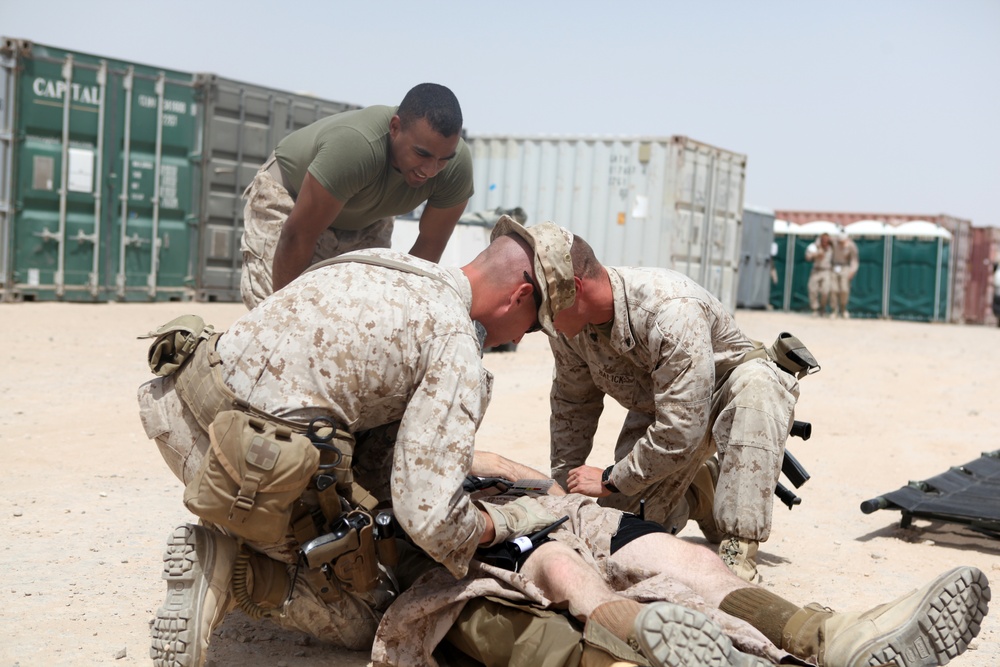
[{"xmin": 601, "ymin": 465, "xmax": 620, "ymax": 493}]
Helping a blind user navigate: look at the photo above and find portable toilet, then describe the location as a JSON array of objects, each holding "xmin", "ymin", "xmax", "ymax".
[
  {"xmin": 845, "ymin": 220, "xmax": 894, "ymax": 318},
  {"xmin": 737, "ymin": 206, "xmax": 776, "ymax": 310},
  {"xmin": 888, "ymin": 221, "xmax": 951, "ymax": 322},
  {"xmin": 770, "ymin": 219, "xmax": 798, "ymax": 310}
]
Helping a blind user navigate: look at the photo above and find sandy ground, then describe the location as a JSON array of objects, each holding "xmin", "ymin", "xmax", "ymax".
[{"xmin": 1, "ymin": 302, "xmax": 999, "ymax": 667}]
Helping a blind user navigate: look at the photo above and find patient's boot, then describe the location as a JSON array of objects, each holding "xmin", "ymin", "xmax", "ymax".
[
  {"xmin": 782, "ymin": 566, "xmax": 990, "ymax": 667},
  {"xmin": 635, "ymin": 602, "xmax": 773, "ymax": 667},
  {"xmin": 151, "ymin": 524, "xmax": 238, "ymax": 667}
]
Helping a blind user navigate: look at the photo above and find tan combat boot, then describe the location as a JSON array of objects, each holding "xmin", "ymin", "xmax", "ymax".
[
  {"xmin": 151, "ymin": 524, "xmax": 238, "ymax": 667},
  {"xmin": 781, "ymin": 566, "xmax": 990, "ymax": 667},
  {"xmin": 719, "ymin": 536, "xmax": 760, "ymax": 584},
  {"xmin": 635, "ymin": 602, "xmax": 774, "ymax": 667},
  {"xmin": 685, "ymin": 457, "xmax": 725, "ymax": 544}
]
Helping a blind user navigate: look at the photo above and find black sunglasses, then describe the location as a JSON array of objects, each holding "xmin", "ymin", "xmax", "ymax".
[{"xmin": 523, "ymin": 271, "xmax": 543, "ymax": 334}]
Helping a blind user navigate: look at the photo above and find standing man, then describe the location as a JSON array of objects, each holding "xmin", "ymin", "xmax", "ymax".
[
  {"xmin": 805, "ymin": 232, "xmax": 833, "ymax": 316},
  {"xmin": 240, "ymin": 83, "xmax": 473, "ymax": 309},
  {"xmin": 831, "ymin": 232, "xmax": 860, "ymax": 318},
  {"xmin": 537, "ymin": 222, "xmax": 806, "ymax": 583}
]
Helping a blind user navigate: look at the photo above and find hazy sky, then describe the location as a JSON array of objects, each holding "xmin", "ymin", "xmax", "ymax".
[{"xmin": 4, "ymin": 1, "xmax": 998, "ymax": 225}]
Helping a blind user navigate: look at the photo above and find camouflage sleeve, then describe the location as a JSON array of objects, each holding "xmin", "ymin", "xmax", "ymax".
[
  {"xmin": 548, "ymin": 335, "xmax": 605, "ymax": 487},
  {"xmin": 390, "ymin": 332, "xmax": 490, "ymax": 579},
  {"xmin": 613, "ymin": 305, "xmax": 714, "ymax": 497}
]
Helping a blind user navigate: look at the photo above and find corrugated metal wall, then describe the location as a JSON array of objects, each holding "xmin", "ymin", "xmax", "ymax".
[
  {"xmin": 193, "ymin": 74, "xmax": 360, "ymax": 302},
  {"xmin": 0, "ymin": 37, "xmax": 361, "ymax": 303},
  {"xmin": 737, "ymin": 206, "xmax": 775, "ymax": 309},
  {"xmin": 466, "ymin": 135, "xmax": 746, "ymax": 311},
  {"xmin": 1, "ymin": 37, "xmax": 200, "ymax": 302}
]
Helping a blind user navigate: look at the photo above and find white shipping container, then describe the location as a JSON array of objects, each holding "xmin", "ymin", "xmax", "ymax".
[{"xmin": 465, "ymin": 135, "xmax": 747, "ymax": 311}]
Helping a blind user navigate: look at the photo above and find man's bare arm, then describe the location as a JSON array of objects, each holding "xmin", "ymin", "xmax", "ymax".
[
  {"xmin": 272, "ymin": 172, "xmax": 346, "ymax": 292},
  {"xmin": 471, "ymin": 451, "xmax": 566, "ymax": 495},
  {"xmin": 408, "ymin": 200, "xmax": 468, "ymax": 262}
]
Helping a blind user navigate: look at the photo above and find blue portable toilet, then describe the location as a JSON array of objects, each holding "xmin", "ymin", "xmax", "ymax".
[
  {"xmin": 888, "ymin": 221, "xmax": 951, "ymax": 322},
  {"xmin": 845, "ymin": 220, "xmax": 894, "ymax": 318}
]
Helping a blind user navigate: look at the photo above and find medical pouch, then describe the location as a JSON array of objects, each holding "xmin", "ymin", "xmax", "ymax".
[
  {"xmin": 184, "ymin": 410, "xmax": 320, "ymax": 543},
  {"xmin": 139, "ymin": 314, "xmax": 215, "ymax": 377}
]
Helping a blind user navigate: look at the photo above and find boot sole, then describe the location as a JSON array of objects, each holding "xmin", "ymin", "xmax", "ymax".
[
  {"xmin": 636, "ymin": 602, "xmax": 772, "ymax": 667},
  {"xmin": 850, "ymin": 566, "xmax": 991, "ymax": 667},
  {"xmin": 151, "ymin": 525, "xmax": 213, "ymax": 667}
]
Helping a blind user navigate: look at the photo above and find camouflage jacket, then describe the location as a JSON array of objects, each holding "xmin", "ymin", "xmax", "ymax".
[
  {"xmin": 217, "ymin": 249, "xmax": 492, "ymax": 577},
  {"xmin": 548, "ymin": 267, "xmax": 754, "ymax": 496}
]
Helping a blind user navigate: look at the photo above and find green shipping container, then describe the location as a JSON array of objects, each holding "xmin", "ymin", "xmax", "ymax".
[{"xmin": 1, "ymin": 38, "xmax": 200, "ymax": 301}]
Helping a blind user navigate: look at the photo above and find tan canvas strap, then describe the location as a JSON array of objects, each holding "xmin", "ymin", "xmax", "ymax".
[
  {"xmin": 174, "ymin": 333, "xmax": 329, "ymax": 436},
  {"xmin": 716, "ymin": 332, "xmax": 820, "ymax": 384},
  {"xmin": 305, "ymin": 253, "xmax": 464, "ymax": 302}
]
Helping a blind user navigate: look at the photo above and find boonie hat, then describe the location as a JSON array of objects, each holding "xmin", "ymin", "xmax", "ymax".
[{"xmin": 490, "ymin": 216, "xmax": 576, "ymax": 336}]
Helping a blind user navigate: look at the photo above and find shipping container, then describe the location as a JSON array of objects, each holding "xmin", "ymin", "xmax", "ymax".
[
  {"xmin": 392, "ymin": 207, "xmax": 515, "ymax": 267},
  {"xmin": 737, "ymin": 205, "xmax": 775, "ymax": 310},
  {"xmin": 1, "ymin": 37, "xmax": 200, "ymax": 302},
  {"xmin": 0, "ymin": 37, "xmax": 361, "ymax": 303},
  {"xmin": 966, "ymin": 225, "xmax": 1000, "ymax": 325},
  {"xmin": 192, "ymin": 75, "xmax": 360, "ymax": 302},
  {"xmin": 465, "ymin": 135, "xmax": 746, "ymax": 311}
]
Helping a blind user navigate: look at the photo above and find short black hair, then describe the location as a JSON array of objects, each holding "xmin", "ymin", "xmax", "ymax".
[{"xmin": 398, "ymin": 83, "xmax": 463, "ymax": 137}]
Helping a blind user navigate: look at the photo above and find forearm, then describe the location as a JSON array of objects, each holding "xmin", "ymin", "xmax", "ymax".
[
  {"xmin": 271, "ymin": 230, "xmax": 319, "ymax": 292},
  {"xmin": 471, "ymin": 451, "xmax": 566, "ymax": 495},
  {"xmin": 410, "ymin": 202, "xmax": 466, "ymax": 262}
]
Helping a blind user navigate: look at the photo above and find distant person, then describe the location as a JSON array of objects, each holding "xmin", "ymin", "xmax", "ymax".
[
  {"xmin": 830, "ymin": 232, "xmax": 859, "ymax": 318},
  {"xmin": 239, "ymin": 83, "xmax": 473, "ymax": 309},
  {"xmin": 805, "ymin": 232, "xmax": 833, "ymax": 316}
]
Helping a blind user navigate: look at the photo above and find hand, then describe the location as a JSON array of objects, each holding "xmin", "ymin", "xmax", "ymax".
[
  {"xmin": 478, "ymin": 497, "xmax": 559, "ymax": 547},
  {"xmin": 566, "ymin": 464, "xmax": 611, "ymax": 498}
]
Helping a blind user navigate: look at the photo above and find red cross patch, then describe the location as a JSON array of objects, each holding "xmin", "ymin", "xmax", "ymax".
[{"xmin": 246, "ymin": 435, "xmax": 280, "ymax": 470}]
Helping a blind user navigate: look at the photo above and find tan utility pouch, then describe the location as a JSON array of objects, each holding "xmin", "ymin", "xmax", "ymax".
[
  {"xmin": 139, "ymin": 314, "xmax": 215, "ymax": 377},
  {"xmin": 183, "ymin": 410, "xmax": 320, "ymax": 543}
]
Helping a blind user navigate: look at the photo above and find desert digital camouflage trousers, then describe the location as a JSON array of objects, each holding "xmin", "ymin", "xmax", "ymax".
[
  {"xmin": 239, "ymin": 168, "xmax": 394, "ymax": 309},
  {"xmin": 831, "ymin": 269, "xmax": 854, "ymax": 313},
  {"xmin": 808, "ymin": 268, "xmax": 833, "ymax": 312},
  {"xmin": 600, "ymin": 358, "xmax": 799, "ymax": 542},
  {"xmin": 138, "ymin": 375, "xmax": 395, "ymax": 648}
]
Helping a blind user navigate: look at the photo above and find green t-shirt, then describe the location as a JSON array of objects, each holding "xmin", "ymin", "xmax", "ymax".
[{"xmin": 274, "ymin": 105, "xmax": 474, "ymax": 231}]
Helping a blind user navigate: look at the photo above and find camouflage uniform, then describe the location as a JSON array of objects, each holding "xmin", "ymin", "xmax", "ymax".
[
  {"xmin": 239, "ymin": 165, "xmax": 393, "ymax": 309},
  {"xmin": 806, "ymin": 239, "xmax": 833, "ymax": 315},
  {"xmin": 549, "ymin": 268, "xmax": 800, "ymax": 542},
  {"xmin": 138, "ymin": 248, "xmax": 491, "ymax": 647},
  {"xmin": 372, "ymin": 494, "xmax": 791, "ymax": 667},
  {"xmin": 830, "ymin": 236, "xmax": 859, "ymax": 317}
]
